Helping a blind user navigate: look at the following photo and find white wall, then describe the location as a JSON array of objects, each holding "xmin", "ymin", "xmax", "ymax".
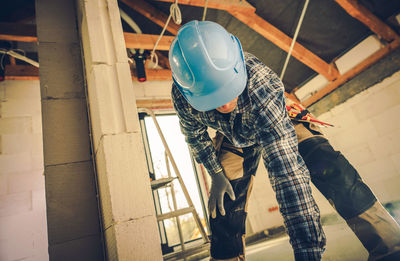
[
  {"xmin": 0, "ymin": 80, "xmax": 48, "ymax": 261},
  {"xmin": 318, "ymin": 70, "xmax": 400, "ymax": 205}
]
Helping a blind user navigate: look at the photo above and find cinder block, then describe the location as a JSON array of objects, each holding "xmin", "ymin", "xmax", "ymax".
[
  {"xmin": 31, "ymin": 152, "xmax": 44, "ymax": 171},
  {"xmin": 32, "ymin": 231, "xmax": 49, "ymax": 261},
  {"xmin": 41, "ymin": 99, "xmax": 91, "ymax": 166},
  {"xmin": 36, "ymin": 0, "xmax": 79, "ymax": 43},
  {"xmin": 0, "ymin": 116, "xmax": 32, "ymax": 134},
  {"xmin": 0, "ymin": 173, "xmax": 6, "ymax": 195},
  {"xmin": 96, "ymin": 132, "xmax": 156, "ymax": 229},
  {"xmin": 31, "ymin": 133, "xmax": 44, "ymax": 155},
  {"xmin": 328, "ymin": 108, "xmax": 359, "ymax": 130},
  {"xmin": 0, "ymin": 191, "xmax": 32, "ymax": 217},
  {"xmin": 86, "ymin": 65, "xmax": 119, "ymax": 148},
  {"xmin": 0, "ymin": 212, "xmax": 35, "ymax": 241},
  {"xmin": 79, "ymin": 0, "xmax": 110, "ymax": 66},
  {"xmin": 2, "ymin": 98, "xmax": 41, "ymax": 118},
  {"xmin": 0, "ymin": 152, "xmax": 32, "ymax": 174},
  {"xmin": 48, "ymin": 234, "xmax": 103, "ymax": 261},
  {"xmin": 8, "ymin": 170, "xmax": 45, "ymax": 194},
  {"xmin": 358, "ymin": 158, "xmax": 398, "ymax": 183},
  {"xmin": 383, "ymin": 176, "xmax": 400, "ymax": 202},
  {"xmin": 0, "ymin": 80, "xmax": 40, "ymax": 100},
  {"xmin": 86, "ymin": 64, "xmax": 141, "ymax": 149},
  {"xmin": 391, "ymin": 153, "xmax": 400, "ymax": 173},
  {"xmin": 115, "ymin": 62, "xmax": 141, "ymax": 133},
  {"xmin": 31, "ymin": 189, "xmax": 48, "ymax": 227},
  {"xmin": 45, "ymin": 161, "xmax": 101, "ymax": 245},
  {"xmin": 1, "ymin": 134, "xmax": 33, "ymax": 154},
  {"xmin": 352, "ymin": 86, "xmax": 400, "ymax": 122},
  {"xmin": 343, "ymin": 143, "xmax": 375, "ymax": 167},
  {"xmin": 0, "ymin": 231, "xmax": 34, "ymax": 261},
  {"xmin": 368, "ymin": 130, "xmax": 400, "ymax": 159},
  {"xmin": 104, "ymin": 215, "xmax": 162, "ymax": 261},
  {"xmin": 38, "ymin": 42, "xmax": 85, "ymax": 99},
  {"xmin": 371, "ymin": 105, "xmax": 400, "ymax": 136},
  {"xmin": 132, "ymin": 84, "xmax": 146, "ymax": 98},
  {"xmin": 333, "ymin": 119, "xmax": 378, "ymax": 151},
  {"xmin": 142, "ymin": 81, "xmax": 173, "ymax": 98},
  {"xmin": 106, "ymin": 0, "xmax": 130, "ymax": 63},
  {"xmin": 32, "ymin": 114, "xmax": 43, "ymax": 134}
]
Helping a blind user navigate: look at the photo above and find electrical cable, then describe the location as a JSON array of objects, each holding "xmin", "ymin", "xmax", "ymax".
[
  {"xmin": 202, "ymin": 0, "xmax": 209, "ymax": 21},
  {"xmin": 150, "ymin": 0, "xmax": 182, "ymax": 68},
  {"xmin": 280, "ymin": 0, "xmax": 309, "ymax": 80},
  {"xmin": 120, "ymin": 9, "xmax": 144, "ymax": 55},
  {"xmin": 0, "ymin": 49, "xmax": 39, "ymax": 68}
]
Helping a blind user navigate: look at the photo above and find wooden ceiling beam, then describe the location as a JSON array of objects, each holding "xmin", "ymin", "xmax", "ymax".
[
  {"xmin": 120, "ymin": 0, "xmax": 181, "ymax": 35},
  {"xmin": 335, "ymin": 0, "xmax": 400, "ymax": 43},
  {"xmin": 4, "ymin": 64, "xmax": 172, "ymax": 81},
  {"xmin": 124, "ymin": 33, "xmax": 174, "ymax": 50},
  {"xmin": 155, "ymin": 0, "xmax": 256, "ymax": 13},
  {"xmin": 229, "ymin": 11, "xmax": 340, "ymax": 81},
  {"xmin": 0, "ymin": 23, "xmax": 37, "ymax": 42},
  {"xmin": 136, "ymin": 99, "xmax": 173, "ymax": 109},
  {"xmin": 4, "ymin": 64, "xmax": 39, "ymax": 80},
  {"xmin": 303, "ymin": 38, "xmax": 400, "ymax": 107},
  {"xmin": 131, "ymin": 68, "xmax": 172, "ymax": 81},
  {"xmin": 135, "ymin": 91, "xmax": 298, "ymax": 109}
]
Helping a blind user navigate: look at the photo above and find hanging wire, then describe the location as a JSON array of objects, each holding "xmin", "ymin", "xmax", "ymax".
[
  {"xmin": 280, "ymin": 0, "xmax": 309, "ymax": 80},
  {"xmin": 150, "ymin": 0, "xmax": 182, "ymax": 68},
  {"xmin": 202, "ymin": 0, "xmax": 209, "ymax": 21},
  {"xmin": 0, "ymin": 49, "xmax": 39, "ymax": 68}
]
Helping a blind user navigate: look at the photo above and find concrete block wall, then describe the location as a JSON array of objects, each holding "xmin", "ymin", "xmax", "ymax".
[
  {"xmin": 76, "ymin": 0, "xmax": 163, "ymax": 259},
  {"xmin": 0, "ymin": 80, "xmax": 48, "ymax": 261},
  {"xmin": 317, "ymin": 70, "xmax": 400, "ymax": 206}
]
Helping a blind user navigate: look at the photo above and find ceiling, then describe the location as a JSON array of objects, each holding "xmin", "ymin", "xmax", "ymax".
[{"xmin": 1, "ymin": 0, "xmax": 400, "ymax": 106}]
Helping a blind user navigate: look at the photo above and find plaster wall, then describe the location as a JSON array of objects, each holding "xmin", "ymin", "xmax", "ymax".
[{"xmin": 0, "ymin": 80, "xmax": 48, "ymax": 261}]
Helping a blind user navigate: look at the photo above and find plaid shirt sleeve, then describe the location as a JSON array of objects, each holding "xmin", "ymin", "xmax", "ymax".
[
  {"xmin": 171, "ymin": 85, "xmax": 223, "ymax": 175},
  {"xmin": 252, "ymin": 70, "xmax": 326, "ymax": 260}
]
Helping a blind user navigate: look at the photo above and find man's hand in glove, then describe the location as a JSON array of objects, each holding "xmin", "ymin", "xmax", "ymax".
[{"xmin": 208, "ymin": 170, "xmax": 236, "ymax": 219}]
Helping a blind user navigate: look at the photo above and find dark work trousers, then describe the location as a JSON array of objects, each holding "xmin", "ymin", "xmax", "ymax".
[{"xmin": 209, "ymin": 122, "xmax": 378, "ymax": 260}]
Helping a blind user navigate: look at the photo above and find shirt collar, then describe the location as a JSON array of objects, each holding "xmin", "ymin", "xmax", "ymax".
[{"xmin": 234, "ymin": 85, "xmax": 251, "ymax": 113}]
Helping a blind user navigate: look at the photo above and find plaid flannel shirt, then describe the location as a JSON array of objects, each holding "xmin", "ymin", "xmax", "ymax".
[{"xmin": 172, "ymin": 52, "xmax": 326, "ymax": 260}]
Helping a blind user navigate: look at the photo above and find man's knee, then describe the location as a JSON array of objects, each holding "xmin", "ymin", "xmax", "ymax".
[{"xmin": 298, "ymin": 136, "xmax": 376, "ymax": 219}]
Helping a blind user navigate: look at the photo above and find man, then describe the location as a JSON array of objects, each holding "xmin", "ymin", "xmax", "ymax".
[
  {"xmin": 212, "ymin": 97, "xmax": 400, "ymax": 261},
  {"xmin": 170, "ymin": 20, "xmax": 326, "ymax": 260}
]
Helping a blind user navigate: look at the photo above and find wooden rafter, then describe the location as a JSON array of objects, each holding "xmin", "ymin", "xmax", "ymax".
[
  {"xmin": 135, "ymin": 90, "xmax": 299, "ymax": 109},
  {"xmin": 154, "ymin": 1, "xmax": 340, "ymax": 81},
  {"xmin": 335, "ymin": 0, "xmax": 400, "ymax": 43},
  {"xmin": 229, "ymin": 11, "xmax": 340, "ymax": 81},
  {"xmin": 149, "ymin": 51, "xmax": 170, "ymax": 69},
  {"xmin": 120, "ymin": 0, "xmax": 181, "ymax": 35},
  {"xmin": 124, "ymin": 33, "xmax": 174, "ymax": 50},
  {"xmin": 4, "ymin": 65, "xmax": 39, "ymax": 80},
  {"xmin": 155, "ymin": 0, "xmax": 256, "ymax": 13},
  {"xmin": 0, "ymin": 23, "xmax": 37, "ymax": 42},
  {"xmin": 136, "ymin": 99, "xmax": 173, "ymax": 109},
  {"xmin": 4, "ymin": 64, "xmax": 172, "ymax": 81},
  {"xmin": 302, "ymin": 38, "xmax": 400, "ymax": 107},
  {"xmin": 131, "ymin": 67, "xmax": 172, "ymax": 81}
]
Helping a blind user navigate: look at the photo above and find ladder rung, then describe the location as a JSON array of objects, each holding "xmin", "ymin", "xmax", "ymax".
[
  {"xmin": 151, "ymin": 177, "xmax": 177, "ymax": 190},
  {"xmin": 163, "ymin": 242, "xmax": 211, "ymax": 261},
  {"xmin": 157, "ymin": 207, "xmax": 194, "ymax": 221}
]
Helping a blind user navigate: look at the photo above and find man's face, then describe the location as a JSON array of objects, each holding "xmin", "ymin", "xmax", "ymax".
[{"xmin": 215, "ymin": 97, "xmax": 238, "ymax": 114}]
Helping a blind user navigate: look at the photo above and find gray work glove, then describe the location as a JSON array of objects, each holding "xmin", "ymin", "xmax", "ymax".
[{"xmin": 208, "ymin": 171, "xmax": 236, "ymax": 219}]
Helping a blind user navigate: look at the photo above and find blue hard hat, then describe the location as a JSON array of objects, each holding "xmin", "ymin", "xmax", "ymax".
[{"xmin": 169, "ymin": 20, "xmax": 247, "ymax": 111}]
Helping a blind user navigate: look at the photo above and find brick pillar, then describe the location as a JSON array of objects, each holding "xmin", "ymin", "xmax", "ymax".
[
  {"xmin": 76, "ymin": 0, "xmax": 163, "ymax": 260},
  {"xmin": 36, "ymin": 0, "xmax": 104, "ymax": 260}
]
